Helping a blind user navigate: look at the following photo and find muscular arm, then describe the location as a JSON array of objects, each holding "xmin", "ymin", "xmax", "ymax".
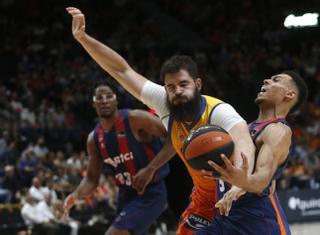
[
  {"xmin": 130, "ymin": 110, "xmax": 176, "ymax": 194},
  {"xmin": 228, "ymin": 121, "xmax": 255, "ymax": 174},
  {"xmin": 244, "ymin": 123, "xmax": 291, "ymax": 193},
  {"xmin": 72, "ymin": 132, "xmax": 103, "ymax": 199},
  {"xmin": 209, "ymin": 104, "xmax": 255, "ymax": 179},
  {"xmin": 130, "ymin": 110, "xmax": 176, "ymax": 169},
  {"xmin": 66, "ymin": 7, "xmax": 148, "ymax": 99}
]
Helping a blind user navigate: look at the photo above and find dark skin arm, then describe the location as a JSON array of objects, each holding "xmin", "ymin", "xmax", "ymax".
[
  {"xmin": 63, "ymin": 131, "xmax": 103, "ymax": 216},
  {"xmin": 129, "ymin": 110, "xmax": 176, "ymax": 194}
]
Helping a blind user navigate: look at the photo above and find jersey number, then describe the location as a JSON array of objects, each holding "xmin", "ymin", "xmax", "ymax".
[
  {"xmin": 219, "ymin": 180, "xmax": 225, "ymax": 192},
  {"xmin": 115, "ymin": 172, "xmax": 132, "ymax": 186}
]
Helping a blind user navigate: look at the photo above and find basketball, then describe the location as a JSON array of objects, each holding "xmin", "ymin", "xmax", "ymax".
[{"xmin": 182, "ymin": 125, "xmax": 234, "ymax": 171}]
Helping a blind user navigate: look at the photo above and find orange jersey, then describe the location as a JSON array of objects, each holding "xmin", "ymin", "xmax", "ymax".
[{"xmin": 168, "ymin": 95, "xmax": 223, "ymax": 209}]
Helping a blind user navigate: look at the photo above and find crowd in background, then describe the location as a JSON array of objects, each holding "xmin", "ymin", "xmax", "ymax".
[{"xmin": 0, "ymin": 0, "xmax": 320, "ymax": 234}]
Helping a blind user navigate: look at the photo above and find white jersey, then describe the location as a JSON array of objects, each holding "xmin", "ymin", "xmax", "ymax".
[{"xmin": 140, "ymin": 81, "xmax": 245, "ymax": 131}]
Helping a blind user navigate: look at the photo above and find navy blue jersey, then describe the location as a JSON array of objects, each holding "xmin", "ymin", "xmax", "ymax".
[
  {"xmin": 93, "ymin": 109, "xmax": 169, "ymax": 191},
  {"xmin": 217, "ymin": 118, "xmax": 291, "ymax": 200},
  {"xmin": 199, "ymin": 118, "xmax": 292, "ymax": 235},
  {"xmin": 249, "ymin": 117, "xmax": 290, "ymax": 196}
]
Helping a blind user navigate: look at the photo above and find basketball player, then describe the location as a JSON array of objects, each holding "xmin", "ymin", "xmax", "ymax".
[
  {"xmin": 63, "ymin": 84, "xmax": 175, "ymax": 235},
  {"xmin": 199, "ymin": 71, "xmax": 308, "ymax": 234},
  {"xmin": 66, "ymin": 7, "xmax": 255, "ymax": 234}
]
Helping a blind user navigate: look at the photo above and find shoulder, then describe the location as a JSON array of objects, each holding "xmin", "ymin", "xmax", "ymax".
[
  {"xmin": 128, "ymin": 109, "xmax": 151, "ymax": 118},
  {"xmin": 262, "ymin": 122, "xmax": 292, "ymax": 144},
  {"xmin": 204, "ymin": 95, "xmax": 223, "ymax": 104},
  {"xmin": 128, "ymin": 109, "xmax": 156, "ymax": 123},
  {"xmin": 264, "ymin": 122, "xmax": 292, "ymax": 136},
  {"xmin": 87, "ymin": 131, "xmax": 96, "ymax": 145}
]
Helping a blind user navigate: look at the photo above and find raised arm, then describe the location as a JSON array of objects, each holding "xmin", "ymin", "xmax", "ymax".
[
  {"xmin": 63, "ymin": 132, "xmax": 103, "ymax": 216},
  {"xmin": 66, "ymin": 7, "xmax": 148, "ymax": 99},
  {"xmin": 129, "ymin": 110, "xmax": 176, "ymax": 194}
]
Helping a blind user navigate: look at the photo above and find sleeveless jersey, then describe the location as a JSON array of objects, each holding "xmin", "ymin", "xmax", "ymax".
[
  {"xmin": 217, "ymin": 117, "xmax": 291, "ymax": 199},
  {"xmin": 93, "ymin": 109, "xmax": 170, "ymax": 190},
  {"xmin": 248, "ymin": 117, "xmax": 290, "ymax": 196},
  {"xmin": 168, "ymin": 95, "xmax": 225, "ymax": 206}
]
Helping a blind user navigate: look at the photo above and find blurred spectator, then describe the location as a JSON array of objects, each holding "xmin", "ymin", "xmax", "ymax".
[
  {"xmin": 18, "ymin": 147, "xmax": 39, "ymax": 187},
  {"xmin": 33, "ymin": 136, "xmax": 49, "ymax": 159},
  {"xmin": 2, "ymin": 165, "xmax": 20, "ymax": 202},
  {"xmin": 29, "ymin": 177, "xmax": 45, "ymax": 202}
]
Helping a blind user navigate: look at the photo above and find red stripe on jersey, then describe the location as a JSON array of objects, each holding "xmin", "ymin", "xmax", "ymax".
[
  {"xmin": 97, "ymin": 125, "xmax": 120, "ymax": 185},
  {"xmin": 114, "ymin": 115, "xmax": 137, "ymax": 176}
]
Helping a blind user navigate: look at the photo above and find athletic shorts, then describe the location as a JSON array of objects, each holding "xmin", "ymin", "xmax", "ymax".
[
  {"xmin": 196, "ymin": 193, "xmax": 291, "ymax": 235},
  {"xmin": 113, "ymin": 181, "xmax": 167, "ymax": 235},
  {"xmin": 177, "ymin": 190, "xmax": 217, "ymax": 235}
]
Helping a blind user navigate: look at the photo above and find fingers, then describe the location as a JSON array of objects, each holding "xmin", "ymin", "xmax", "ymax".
[
  {"xmin": 62, "ymin": 209, "xmax": 70, "ymax": 221},
  {"xmin": 220, "ymin": 154, "xmax": 234, "ymax": 169},
  {"xmin": 66, "ymin": 7, "xmax": 84, "ymax": 20},
  {"xmin": 241, "ymin": 152, "xmax": 248, "ymax": 169},
  {"xmin": 201, "ymin": 169, "xmax": 214, "ymax": 177},
  {"xmin": 137, "ymin": 185, "xmax": 146, "ymax": 195},
  {"xmin": 132, "ymin": 177, "xmax": 147, "ymax": 194},
  {"xmin": 66, "ymin": 7, "xmax": 82, "ymax": 14},
  {"xmin": 208, "ymin": 160, "xmax": 225, "ymax": 175},
  {"xmin": 225, "ymin": 199, "xmax": 232, "ymax": 216}
]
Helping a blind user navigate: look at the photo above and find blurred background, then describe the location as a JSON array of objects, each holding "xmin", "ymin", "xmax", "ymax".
[{"xmin": 0, "ymin": 0, "xmax": 319, "ymax": 234}]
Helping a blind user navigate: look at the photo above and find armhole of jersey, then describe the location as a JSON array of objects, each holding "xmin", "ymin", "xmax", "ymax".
[
  {"xmin": 208, "ymin": 102, "xmax": 224, "ymax": 124},
  {"xmin": 253, "ymin": 119, "xmax": 289, "ymax": 143}
]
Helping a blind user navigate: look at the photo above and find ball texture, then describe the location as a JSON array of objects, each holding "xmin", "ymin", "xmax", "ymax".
[{"xmin": 182, "ymin": 125, "xmax": 234, "ymax": 171}]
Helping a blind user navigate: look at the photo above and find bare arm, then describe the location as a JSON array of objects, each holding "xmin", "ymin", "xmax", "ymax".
[
  {"xmin": 228, "ymin": 121, "xmax": 255, "ymax": 173},
  {"xmin": 129, "ymin": 110, "xmax": 176, "ymax": 194},
  {"xmin": 72, "ymin": 132, "xmax": 103, "ymax": 198},
  {"xmin": 66, "ymin": 7, "xmax": 148, "ymax": 99},
  {"xmin": 244, "ymin": 123, "xmax": 291, "ymax": 193},
  {"xmin": 63, "ymin": 132, "xmax": 103, "ymax": 215}
]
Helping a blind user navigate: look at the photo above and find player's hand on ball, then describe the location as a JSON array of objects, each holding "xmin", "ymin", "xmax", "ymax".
[
  {"xmin": 202, "ymin": 152, "xmax": 249, "ymax": 188},
  {"xmin": 215, "ymin": 186, "xmax": 246, "ymax": 216},
  {"xmin": 66, "ymin": 7, "xmax": 86, "ymax": 41}
]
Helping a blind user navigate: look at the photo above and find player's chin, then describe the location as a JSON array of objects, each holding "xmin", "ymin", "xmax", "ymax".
[
  {"xmin": 100, "ymin": 112, "xmax": 112, "ymax": 118},
  {"xmin": 254, "ymin": 97, "xmax": 263, "ymax": 104}
]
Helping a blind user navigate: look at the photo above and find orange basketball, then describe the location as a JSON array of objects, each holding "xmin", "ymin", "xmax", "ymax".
[{"xmin": 182, "ymin": 125, "xmax": 234, "ymax": 171}]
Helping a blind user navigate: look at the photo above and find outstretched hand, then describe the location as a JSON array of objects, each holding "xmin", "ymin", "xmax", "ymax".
[
  {"xmin": 66, "ymin": 7, "xmax": 86, "ymax": 41},
  {"xmin": 202, "ymin": 152, "xmax": 249, "ymax": 189}
]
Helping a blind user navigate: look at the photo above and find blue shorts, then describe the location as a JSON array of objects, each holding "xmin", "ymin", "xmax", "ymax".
[
  {"xmin": 196, "ymin": 193, "xmax": 291, "ymax": 235},
  {"xmin": 113, "ymin": 181, "xmax": 167, "ymax": 235}
]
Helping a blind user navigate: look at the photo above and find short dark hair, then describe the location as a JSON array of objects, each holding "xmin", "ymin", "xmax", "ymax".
[
  {"xmin": 92, "ymin": 80, "xmax": 117, "ymax": 97},
  {"xmin": 160, "ymin": 55, "xmax": 198, "ymax": 82},
  {"xmin": 282, "ymin": 70, "xmax": 308, "ymax": 113}
]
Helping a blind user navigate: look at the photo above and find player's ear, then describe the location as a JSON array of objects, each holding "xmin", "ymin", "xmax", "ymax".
[
  {"xmin": 195, "ymin": 78, "xmax": 202, "ymax": 91},
  {"xmin": 284, "ymin": 89, "xmax": 296, "ymax": 102}
]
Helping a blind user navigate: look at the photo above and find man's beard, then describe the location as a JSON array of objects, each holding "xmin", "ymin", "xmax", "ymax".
[{"xmin": 167, "ymin": 89, "xmax": 201, "ymax": 122}]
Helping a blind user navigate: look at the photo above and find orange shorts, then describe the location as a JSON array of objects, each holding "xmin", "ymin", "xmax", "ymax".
[{"xmin": 176, "ymin": 191, "xmax": 217, "ymax": 235}]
